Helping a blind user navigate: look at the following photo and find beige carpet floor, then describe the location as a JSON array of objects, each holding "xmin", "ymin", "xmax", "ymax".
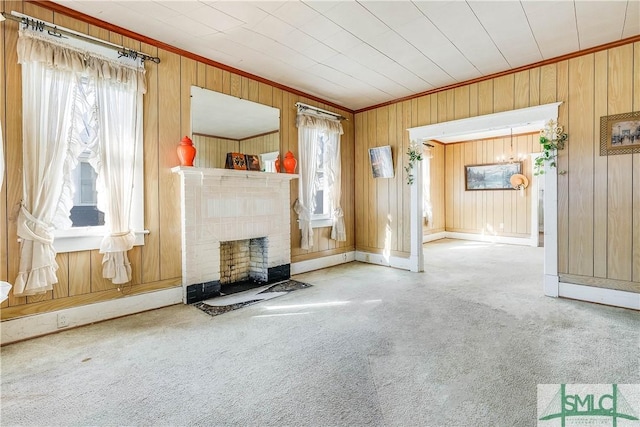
[{"xmin": 1, "ymin": 239, "xmax": 638, "ymax": 426}]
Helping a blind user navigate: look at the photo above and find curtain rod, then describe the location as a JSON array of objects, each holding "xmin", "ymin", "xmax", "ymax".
[
  {"xmin": 0, "ymin": 11, "xmax": 161, "ymax": 64},
  {"xmin": 295, "ymin": 102, "xmax": 347, "ymax": 121}
]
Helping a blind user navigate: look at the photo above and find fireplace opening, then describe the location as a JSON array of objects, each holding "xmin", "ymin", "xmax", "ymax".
[{"xmin": 219, "ymin": 237, "xmax": 268, "ymax": 293}]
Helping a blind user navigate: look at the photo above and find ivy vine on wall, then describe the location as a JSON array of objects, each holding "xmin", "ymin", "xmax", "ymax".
[
  {"xmin": 534, "ymin": 119, "xmax": 568, "ymax": 176},
  {"xmin": 405, "ymin": 141, "xmax": 423, "ymax": 185}
]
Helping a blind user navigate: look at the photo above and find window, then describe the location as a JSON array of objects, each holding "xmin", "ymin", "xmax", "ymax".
[
  {"xmin": 16, "ymin": 25, "xmax": 147, "ymax": 294},
  {"xmin": 50, "ymin": 74, "xmax": 145, "ymax": 254},
  {"xmin": 295, "ymin": 111, "xmax": 346, "ymax": 250},
  {"xmin": 17, "ymin": 31, "xmax": 145, "ymax": 255}
]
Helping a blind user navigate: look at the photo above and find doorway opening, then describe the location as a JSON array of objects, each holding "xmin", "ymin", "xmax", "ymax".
[{"xmin": 408, "ymin": 102, "xmax": 562, "ymax": 296}]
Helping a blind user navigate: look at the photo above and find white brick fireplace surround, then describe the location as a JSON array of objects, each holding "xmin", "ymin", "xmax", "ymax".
[{"xmin": 172, "ymin": 167, "xmax": 298, "ymax": 303}]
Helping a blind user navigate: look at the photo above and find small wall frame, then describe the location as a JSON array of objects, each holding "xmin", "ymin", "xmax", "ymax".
[
  {"xmin": 600, "ymin": 111, "xmax": 640, "ymax": 156},
  {"xmin": 369, "ymin": 145, "xmax": 394, "ymax": 178}
]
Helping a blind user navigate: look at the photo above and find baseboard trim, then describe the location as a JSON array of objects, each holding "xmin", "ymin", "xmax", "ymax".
[
  {"xmin": 423, "ymin": 232, "xmax": 447, "ymax": 243},
  {"xmin": 442, "ymin": 231, "xmax": 536, "ymax": 247},
  {"xmin": 558, "ymin": 282, "xmax": 640, "ymax": 310},
  {"xmin": 291, "ymin": 251, "xmax": 356, "ymax": 275},
  {"xmin": 1, "ymin": 287, "xmax": 183, "ymax": 345},
  {"xmin": 355, "ymin": 251, "xmax": 411, "ymax": 271}
]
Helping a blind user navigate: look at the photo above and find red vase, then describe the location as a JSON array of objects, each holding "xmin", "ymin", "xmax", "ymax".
[
  {"xmin": 274, "ymin": 155, "xmax": 281, "ymax": 173},
  {"xmin": 177, "ymin": 136, "xmax": 196, "ymax": 166},
  {"xmin": 283, "ymin": 151, "xmax": 297, "ymax": 174}
]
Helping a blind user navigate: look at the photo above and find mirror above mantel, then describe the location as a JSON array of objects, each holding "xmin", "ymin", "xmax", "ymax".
[{"xmin": 190, "ymin": 86, "xmax": 280, "ymax": 170}]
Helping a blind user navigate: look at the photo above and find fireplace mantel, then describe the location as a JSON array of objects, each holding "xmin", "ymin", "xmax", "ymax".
[
  {"xmin": 171, "ymin": 166, "xmax": 298, "ymax": 182},
  {"xmin": 172, "ymin": 166, "xmax": 298, "ymax": 303}
]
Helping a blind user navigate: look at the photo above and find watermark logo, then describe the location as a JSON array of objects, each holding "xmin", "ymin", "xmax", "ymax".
[{"xmin": 538, "ymin": 384, "xmax": 640, "ymax": 427}]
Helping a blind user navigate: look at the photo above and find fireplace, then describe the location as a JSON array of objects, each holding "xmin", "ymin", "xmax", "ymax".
[
  {"xmin": 219, "ymin": 237, "xmax": 267, "ymax": 285},
  {"xmin": 172, "ymin": 167, "xmax": 297, "ymax": 303}
]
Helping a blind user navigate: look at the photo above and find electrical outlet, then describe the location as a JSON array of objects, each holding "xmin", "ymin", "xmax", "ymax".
[
  {"xmin": 365, "ymin": 254, "xmax": 370, "ymax": 262},
  {"xmin": 342, "ymin": 253, "xmax": 347, "ymax": 262},
  {"xmin": 57, "ymin": 313, "xmax": 69, "ymax": 329}
]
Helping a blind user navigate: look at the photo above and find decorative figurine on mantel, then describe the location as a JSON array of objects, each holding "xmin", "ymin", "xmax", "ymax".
[{"xmin": 177, "ymin": 135, "xmax": 196, "ymax": 167}]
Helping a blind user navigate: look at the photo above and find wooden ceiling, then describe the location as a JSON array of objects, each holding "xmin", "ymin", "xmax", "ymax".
[{"xmin": 46, "ymin": 1, "xmax": 640, "ymax": 110}]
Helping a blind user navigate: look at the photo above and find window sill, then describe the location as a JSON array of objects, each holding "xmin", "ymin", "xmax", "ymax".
[
  {"xmin": 310, "ymin": 218, "xmax": 333, "ymax": 229},
  {"xmin": 52, "ymin": 230, "xmax": 149, "ymax": 253},
  {"xmin": 297, "ymin": 218, "xmax": 332, "ymax": 229}
]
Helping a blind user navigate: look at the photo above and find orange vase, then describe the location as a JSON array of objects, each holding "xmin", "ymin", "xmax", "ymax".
[
  {"xmin": 283, "ymin": 151, "xmax": 297, "ymax": 174},
  {"xmin": 177, "ymin": 136, "xmax": 196, "ymax": 166},
  {"xmin": 274, "ymin": 155, "xmax": 281, "ymax": 173}
]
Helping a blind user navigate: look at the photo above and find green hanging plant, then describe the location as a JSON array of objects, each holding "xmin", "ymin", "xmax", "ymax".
[
  {"xmin": 404, "ymin": 141, "xmax": 423, "ymax": 185},
  {"xmin": 534, "ymin": 119, "xmax": 568, "ymax": 176}
]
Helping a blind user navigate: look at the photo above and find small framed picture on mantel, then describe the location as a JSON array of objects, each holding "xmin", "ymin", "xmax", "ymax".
[
  {"xmin": 245, "ymin": 154, "xmax": 261, "ymax": 171},
  {"xmin": 225, "ymin": 152, "xmax": 247, "ymax": 170}
]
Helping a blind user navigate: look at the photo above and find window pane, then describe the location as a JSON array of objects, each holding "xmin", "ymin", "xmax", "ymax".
[
  {"xmin": 70, "ymin": 206, "xmax": 105, "ymax": 227},
  {"xmin": 313, "ymin": 171, "xmax": 325, "ymax": 215},
  {"xmin": 71, "ymin": 161, "xmax": 104, "ymax": 227},
  {"xmin": 314, "ymin": 189, "xmax": 324, "ymax": 215}
]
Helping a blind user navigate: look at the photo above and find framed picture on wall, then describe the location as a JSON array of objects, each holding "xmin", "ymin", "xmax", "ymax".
[
  {"xmin": 465, "ymin": 162, "xmax": 522, "ymax": 191},
  {"xmin": 369, "ymin": 145, "xmax": 394, "ymax": 178},
  {"xmin": 600, "ymin": 111, "xmax": 640, "ymax": 156}
]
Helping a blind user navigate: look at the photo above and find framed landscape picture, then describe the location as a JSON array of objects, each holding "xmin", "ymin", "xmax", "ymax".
[
  {"xmin": 600, "ymin": 111, "xmax": 640, "ymax": 156},
  {"xmin": 465, "ymin": 162, "xmax": 522, "ymax": 191}
]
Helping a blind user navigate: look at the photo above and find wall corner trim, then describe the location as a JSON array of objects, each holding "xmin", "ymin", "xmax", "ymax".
[
  {"xmin": 291, "ymin": 251, "xmax": 356, "ymax": 275},
  {"xmin": 355, "ymin": 251, "xmax": 412, "ymax": 271}
]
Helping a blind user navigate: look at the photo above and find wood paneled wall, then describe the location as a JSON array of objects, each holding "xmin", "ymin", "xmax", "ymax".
[
  {"xmin": 0, "ymin": 2, "xmax": 354, "ymax": 320},
  {"xmin": 356, "ymin": 42, "xmax": 640, "ymax": 293},
  {"xmin": 444, "ymin": 134, "xmax": 539, "ymax": 238},
  {"xmin": 241, "ymin": 132, "xmax": 279, "ymax": 158},
  {"xmin": 355, "ymin": 102, "xmax": 413, "ymax": 256},
  {"xmin": 193, "ymin": 134, "xmax": 238, "ymax": 169}
]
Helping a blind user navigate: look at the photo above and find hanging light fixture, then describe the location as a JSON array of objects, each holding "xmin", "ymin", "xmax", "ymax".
[{"xmin": 497, "ymin": 128, "xmax": 527, "ymax": 163}]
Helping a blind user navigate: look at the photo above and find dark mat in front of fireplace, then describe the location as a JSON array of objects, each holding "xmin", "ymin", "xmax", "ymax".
[{"xmin": 192, "ymin": 279, "xmax": 311, "ymax": 317}]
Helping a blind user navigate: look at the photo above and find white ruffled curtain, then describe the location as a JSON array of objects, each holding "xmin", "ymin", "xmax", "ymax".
[
  {"xmin": 94, "ymin": 78, "xmax": 143, "ymax": 284},
  {"xmin": 15, "ymin": 30, "xmax": 145, "ymax": 294},
  {"xmin": 295, "ymin": 113, "xmax": 344, "ymax": 250},
  {"xmin": 14, "ymin": 51, "xmax": 76, "ymax": 296},
  {"xmin": 325, "ymin": 129, "xmax": 346, "ymax": 241},
  {"xmin": 294, "ymin": 117, "xmax": 321, "ymax": 250}
]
